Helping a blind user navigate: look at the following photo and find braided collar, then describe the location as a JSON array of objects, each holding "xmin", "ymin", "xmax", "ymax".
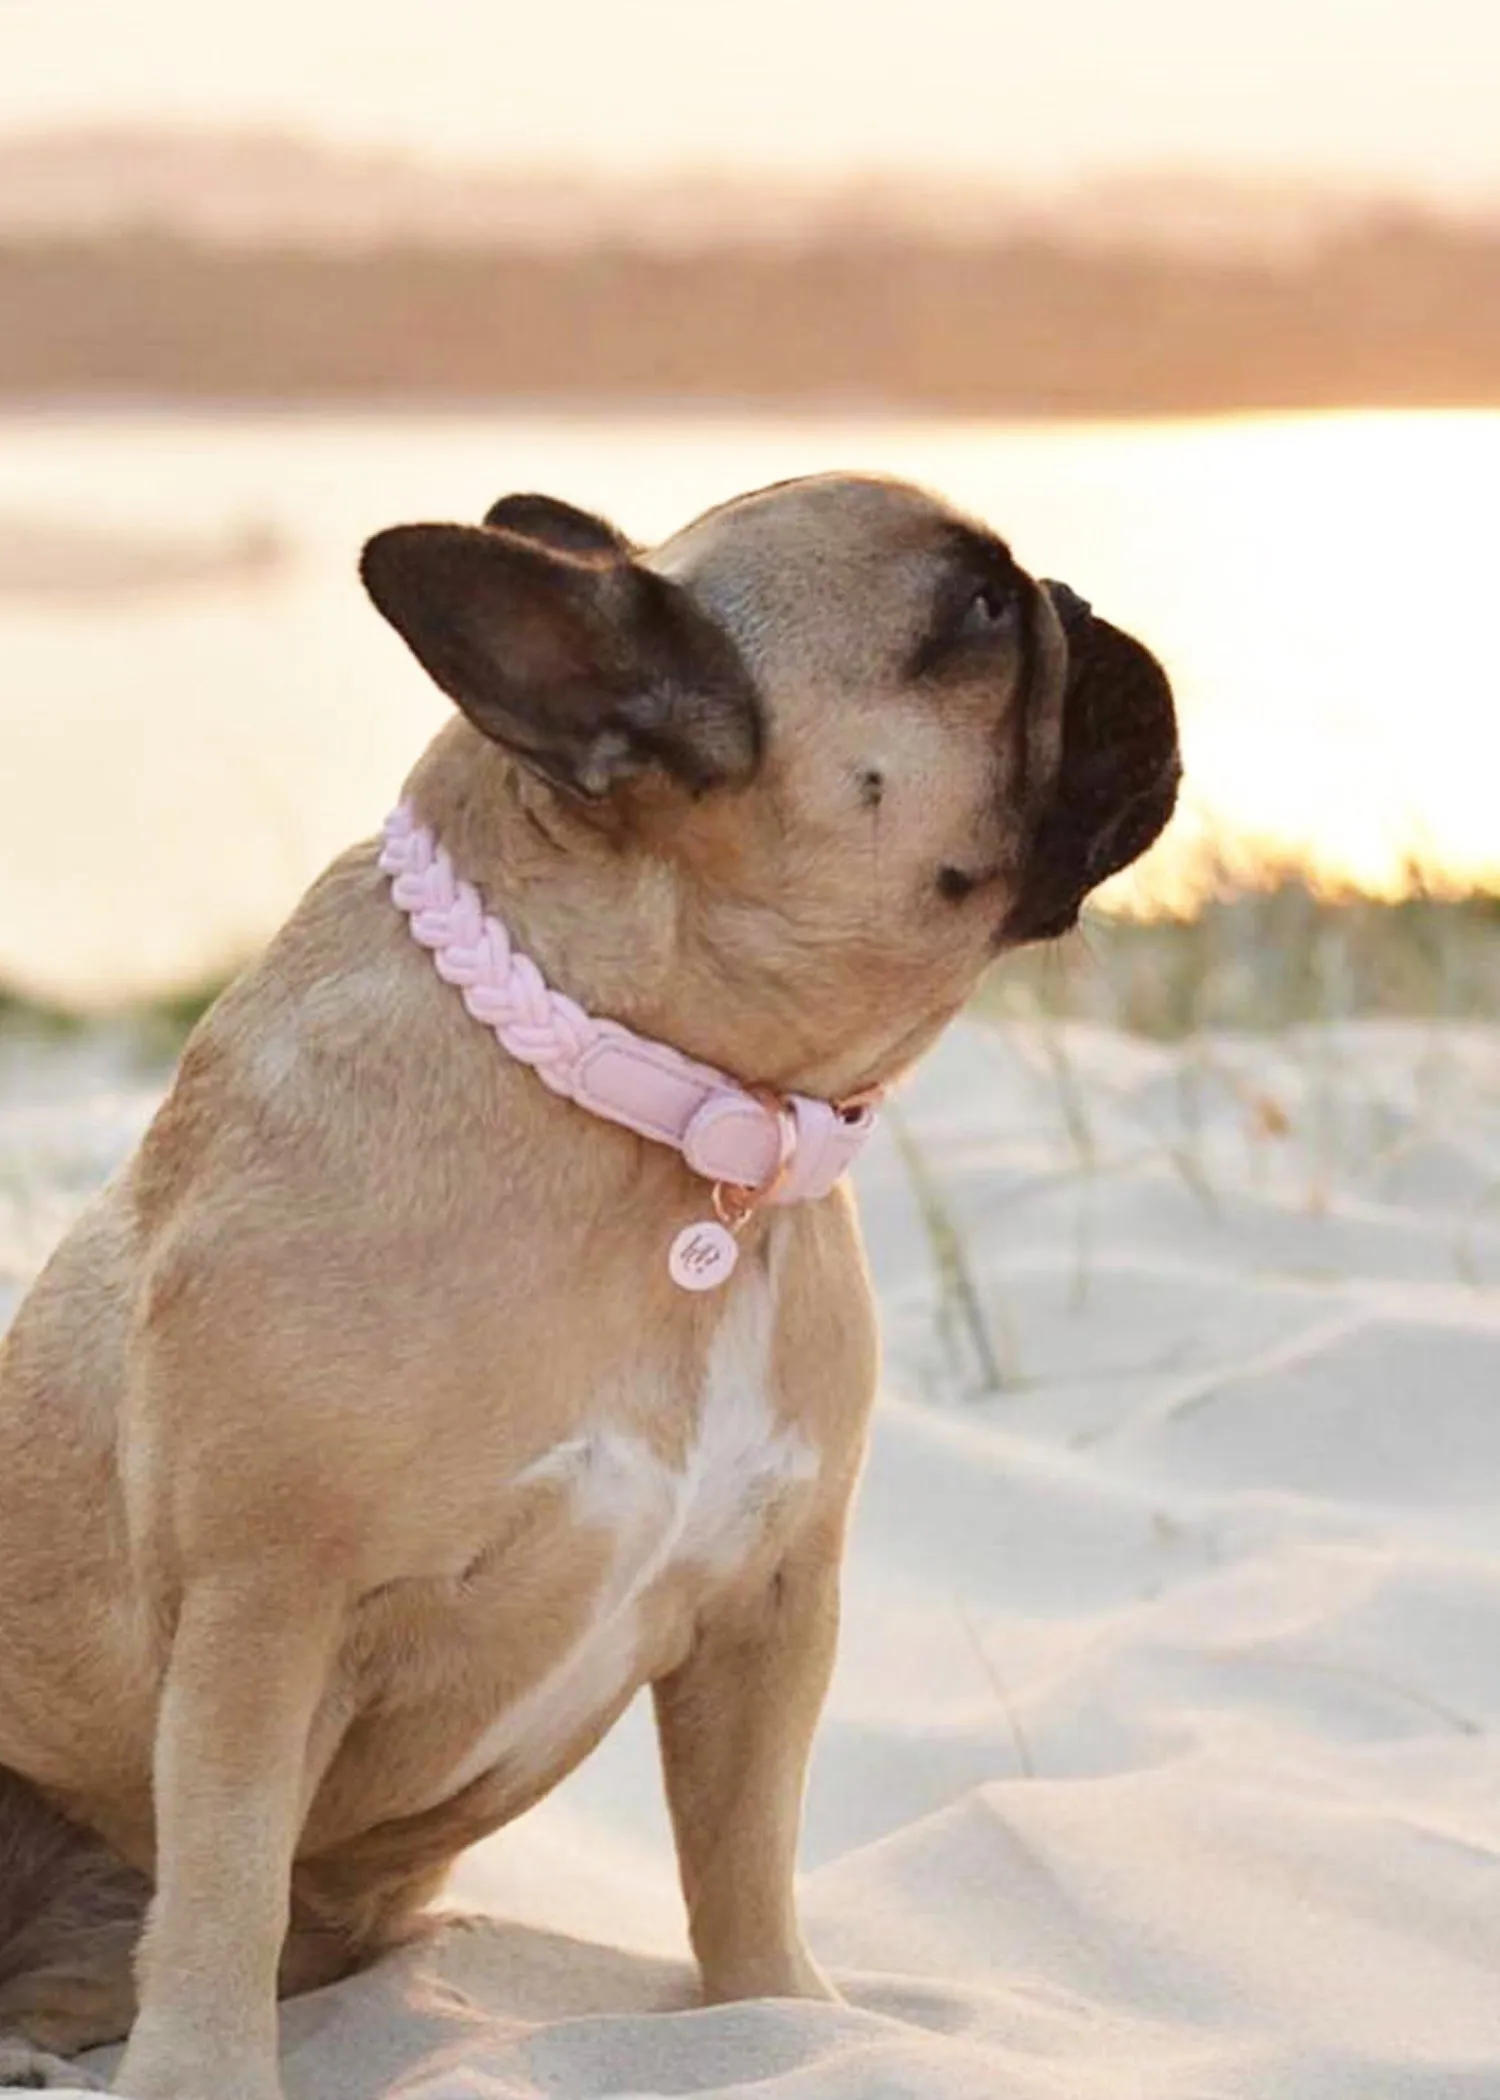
[{"xmin": 378, "ymin": 804, "xmax": 878, "ymax": 1290}]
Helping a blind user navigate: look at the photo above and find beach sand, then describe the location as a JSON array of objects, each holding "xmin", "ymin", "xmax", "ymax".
[{"xmin": 3, "ymin": 1014, "xmax": 1498, "ymax": 2099}]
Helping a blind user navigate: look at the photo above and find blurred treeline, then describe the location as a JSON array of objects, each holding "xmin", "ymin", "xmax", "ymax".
[{"xmin": 5, "ymin": 212, "xmax": 1500, "ymax": 412}]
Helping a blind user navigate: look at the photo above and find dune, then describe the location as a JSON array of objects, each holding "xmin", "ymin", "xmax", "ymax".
[{"xmin": 3, "ymin": 1013, "xmax": 1498, "ymax": 2098}]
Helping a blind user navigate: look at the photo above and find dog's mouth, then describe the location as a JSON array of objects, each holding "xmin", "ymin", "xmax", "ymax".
[{"xmin": 1000, "ymin": 586, "xmax": 1181, "ymax": 946}]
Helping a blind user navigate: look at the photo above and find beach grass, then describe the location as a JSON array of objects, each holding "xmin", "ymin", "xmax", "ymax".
[
  {"xmin": 981, "ymin": 856, "xmax": 1500, "ymax": 1039},
  {"xmin": 4, "ymin": 853, "xmax": 1500, "ymax": 1064}
]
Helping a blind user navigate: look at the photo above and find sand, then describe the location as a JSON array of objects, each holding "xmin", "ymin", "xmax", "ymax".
[{"xmin": 3, "ymin": 1014, "xmax": 1499, "ymax": 2099}]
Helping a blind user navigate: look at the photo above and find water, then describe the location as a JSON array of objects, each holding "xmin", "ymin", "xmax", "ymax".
[{"xmin": 2, "ymin": 404, "xmax": 1496, "ymax": 1003}]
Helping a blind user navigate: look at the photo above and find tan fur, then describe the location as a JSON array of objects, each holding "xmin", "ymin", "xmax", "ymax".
[{"xmin": 0, "ymin": 475, "xmax": 1175, "ymax": 2100}]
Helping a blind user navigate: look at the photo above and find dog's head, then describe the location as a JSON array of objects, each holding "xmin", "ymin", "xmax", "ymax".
[{"xmin": 361, "ymin": 475, "xmax": 1179, "ymax": 1093}]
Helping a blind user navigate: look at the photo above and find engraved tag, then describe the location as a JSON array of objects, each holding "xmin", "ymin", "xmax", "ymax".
[{"xmin": 668, "ymin": 1220, "xmax": 739, "ymax": 1292}]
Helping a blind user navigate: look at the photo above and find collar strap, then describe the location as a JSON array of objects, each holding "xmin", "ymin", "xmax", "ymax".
[{"xmin": 378, "ymin": 805, "xmax": 877, "ymax": 1207}]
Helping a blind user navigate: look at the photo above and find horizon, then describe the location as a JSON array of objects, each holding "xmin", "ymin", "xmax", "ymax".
[
  {"xmin": 4, "ymin": 123, "xmax": 1491, "ymax": 264},
  {"xmin": 1, "ymin": 121, "xmax": 1484, "ymax": 212}
]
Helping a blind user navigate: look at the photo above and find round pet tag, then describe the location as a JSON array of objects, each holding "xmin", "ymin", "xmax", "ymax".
[{"xmin": 668, "ymin": 1220, "xmax": 739, "ymax": 1291}]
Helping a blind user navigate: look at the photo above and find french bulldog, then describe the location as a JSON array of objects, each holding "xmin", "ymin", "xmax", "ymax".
[{"xmin": 0, "ymin": 473, "xmax": 1178, "ymax": 2098}]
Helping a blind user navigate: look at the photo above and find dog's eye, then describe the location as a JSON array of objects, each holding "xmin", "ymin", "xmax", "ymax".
[{"xmin": 956, "ymin": 578, "xmax": 1017, "ymax": 640}]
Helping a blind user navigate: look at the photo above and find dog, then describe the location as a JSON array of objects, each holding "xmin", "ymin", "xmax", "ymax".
[{"xmin": 0, "ymin": 472, "xmax": 1179, "ymax": 2098}]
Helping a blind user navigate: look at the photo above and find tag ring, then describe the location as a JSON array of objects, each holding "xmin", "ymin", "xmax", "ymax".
[{"xmin": 711, "ymin": 1088, "xmax": 798, "ymax": 1234}]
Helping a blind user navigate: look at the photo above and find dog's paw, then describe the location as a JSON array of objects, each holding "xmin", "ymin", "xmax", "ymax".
[
  {"xmin": 111, "ymin": 2041, "xmax": 282, "ymax": 2100},
  {"xmin": 701, "ymin": 1944, "xmax": 843, "ymax": 2007},
  {"xmin": 776, "ymin": 1953, "xmax": 843, "ymax": 2007},
  {"xmin": 0, "ymin": 2036, "xmax": 103, "ymax": 2090}
]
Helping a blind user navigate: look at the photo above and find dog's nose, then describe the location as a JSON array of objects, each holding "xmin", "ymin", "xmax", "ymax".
[{"xmin": 1042, "ymin": 580, "xmax": 1093, "ymax": 632}]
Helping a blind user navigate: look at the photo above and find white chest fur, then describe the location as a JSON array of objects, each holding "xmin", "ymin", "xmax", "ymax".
[{"xmin": 433, "ymin": 1240, "xmax": 816, "ymax": 1801}]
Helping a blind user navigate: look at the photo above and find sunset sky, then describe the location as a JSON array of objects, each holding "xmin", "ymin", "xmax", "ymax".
[{"xmin": 3, "ymin": 0, "xmax": 1498, "ymax": 200}]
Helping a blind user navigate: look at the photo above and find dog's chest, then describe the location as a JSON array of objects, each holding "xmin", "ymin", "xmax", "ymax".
[{"xmin": 427, "ymin": 1247, "xmax": 817, "ymax": 1803}]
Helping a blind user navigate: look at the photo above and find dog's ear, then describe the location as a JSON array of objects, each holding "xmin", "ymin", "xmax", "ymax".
[
  {"xmin": 482, "ymin": 492, "xmax": 635, "ymax": 560},
  {"xmin": 360, "ymin": 522, "xmax": 762, "ymax": 799}
]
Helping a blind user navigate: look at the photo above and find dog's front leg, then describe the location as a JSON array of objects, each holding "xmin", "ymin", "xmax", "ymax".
[
  {"xmin": 113, "ymin": 1567, "xmax": 345, "ymax": 2100},
  {"xmin": 652, "ymin": 1518, "xmax": 845, "ymax": 2005}
]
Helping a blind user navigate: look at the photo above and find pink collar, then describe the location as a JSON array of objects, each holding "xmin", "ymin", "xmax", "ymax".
[{"xmin": 378, "ymin": 805, "xmax": 878, "ymax": 1289}]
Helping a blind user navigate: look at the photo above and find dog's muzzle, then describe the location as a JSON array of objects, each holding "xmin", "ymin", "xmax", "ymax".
[{"xmin": 1001, "ymin": 583, "xmax": 1181, "ymax": 945}]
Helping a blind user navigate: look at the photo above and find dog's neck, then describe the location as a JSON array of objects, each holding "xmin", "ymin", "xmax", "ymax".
[
  {"xmin": 404, "ymin": 722, "xmax": 680, "ymax": 1026},
  {"xmin": 379, "ymin": 778, "xmax": 879, "ymax": 1286},
  {"xmin": 402, "ymin": 721, "xmax": 927, "ymax": 1100}
]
